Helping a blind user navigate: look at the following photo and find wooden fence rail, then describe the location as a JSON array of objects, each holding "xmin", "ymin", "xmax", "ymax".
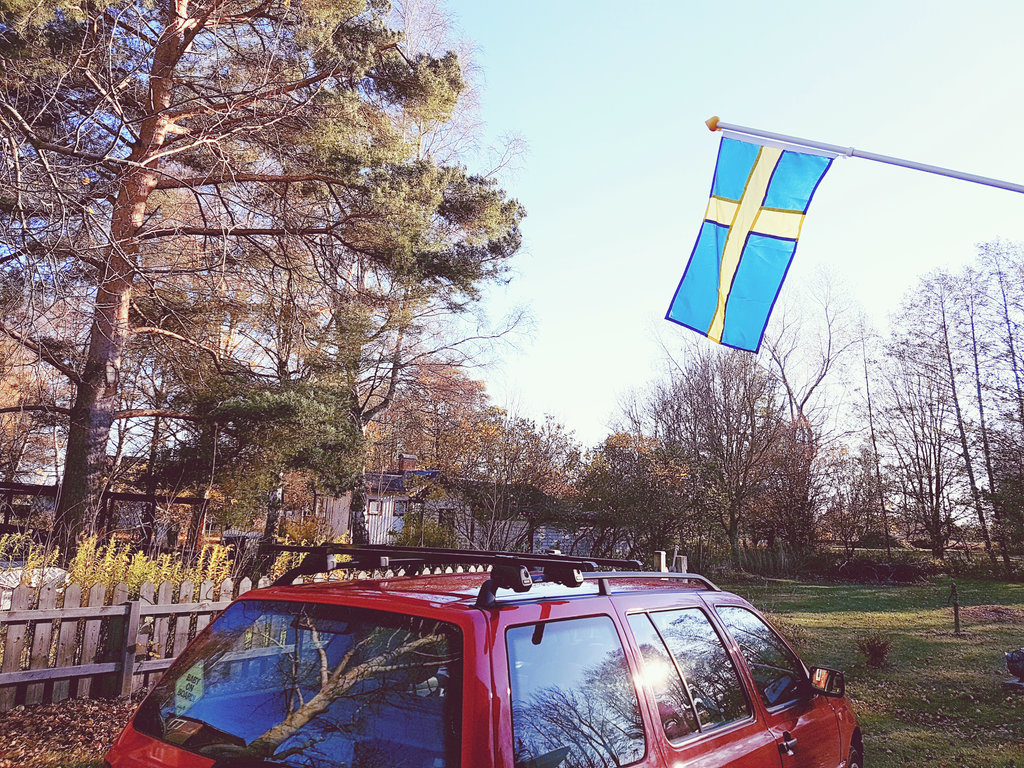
[
  {"xmin": 0, "ymin": 576, "xmax": 256, "ymax": 712},
  {"xmin": 0, "ymin": 565, "xmax": 483, "ymax": 713}
]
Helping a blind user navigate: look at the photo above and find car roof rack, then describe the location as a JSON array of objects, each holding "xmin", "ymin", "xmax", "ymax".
[
  {"xmin": 260, "ymin": 543, "xmax": 643, "ymax": 607},
  {"xmin": 586, "ymin": 571, "xmax": 721, "ymax": 594}
]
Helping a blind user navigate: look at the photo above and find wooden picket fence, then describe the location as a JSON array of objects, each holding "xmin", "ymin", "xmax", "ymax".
[
  {"xmin": 0, "ymin": 576, "xmax": 262, "ymax": 713},
  {"xmin": 0, "ymin": 565, "xmax": 485, "ymax": 713}
]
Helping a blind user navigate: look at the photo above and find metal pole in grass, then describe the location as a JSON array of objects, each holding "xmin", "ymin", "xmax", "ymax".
[{"xmin": 947, "ymin": 580, "xmax": 961, "ymax": 635}]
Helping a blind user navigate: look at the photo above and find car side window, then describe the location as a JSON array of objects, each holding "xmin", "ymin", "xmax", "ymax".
[
  {"xmin": 507, "ymin": 616, "xmax": 645, "ymax": 768},
  {"xmin": 716, "ymin": 606, "xmax": 806, "ymax": 709},
  {"xmin": 649, "ymin": 608, "xmax": 750, "ymax": 731},
  {"xmin": 626, "ymin": 613, "xmax": 700, "ymax": 741}
]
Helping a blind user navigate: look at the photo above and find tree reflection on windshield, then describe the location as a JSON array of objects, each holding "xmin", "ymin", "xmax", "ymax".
[
  {"xmin": 508, "ymin": 616, "xmax": 644, "ymax": 768},
  {"xmin": 135, "ymin": 601, "xmax": 461, "ymax": 768},
  {"xmin": 649, "ymin": 608, "xmax": 748, "ymax": 730}
]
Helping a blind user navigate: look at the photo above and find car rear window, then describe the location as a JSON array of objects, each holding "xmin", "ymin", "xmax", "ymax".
[
  {"xmin": 133, "ymin": 599, "xmax": 462, "ymax": 768},
  {"xmin": 507, "ymin": 616, "xmax": 645, "ymax": 768}
]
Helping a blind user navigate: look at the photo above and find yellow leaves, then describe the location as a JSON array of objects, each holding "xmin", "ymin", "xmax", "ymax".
[
  {"xmin": 66, "ymin": 535, "xmax": 233, "ymax": 596},
  {"xmin": 0, "ymin": 533, "xmax": 60, "ymax": 585}
]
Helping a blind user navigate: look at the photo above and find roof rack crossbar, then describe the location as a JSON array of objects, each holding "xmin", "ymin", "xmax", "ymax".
[
  {"xmin": 261, "ymin": 543, "xmax": 640, "ymax": 573},
  {"xmin": 260, "ymin": 544, "xmax": 645, "ymax": 596}
]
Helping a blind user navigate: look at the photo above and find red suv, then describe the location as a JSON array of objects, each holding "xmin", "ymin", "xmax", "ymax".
[{"xmin": 104, "ymin": 545, "xmax": 862, "ymax": 768}]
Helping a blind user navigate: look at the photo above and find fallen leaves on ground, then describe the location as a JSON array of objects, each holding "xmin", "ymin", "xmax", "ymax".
[
  {"xmin": 960, "ymin": 605, "xmax": 1024, "ymax": 624},
  {"xmin": 0, "ymin": 694, "xmax": 139, "ymax": 768}
]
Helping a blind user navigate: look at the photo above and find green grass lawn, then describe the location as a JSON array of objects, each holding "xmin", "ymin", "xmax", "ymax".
[{"xmin": 723, "ymin": 577, "xmax": 1024, "ymax": 768}]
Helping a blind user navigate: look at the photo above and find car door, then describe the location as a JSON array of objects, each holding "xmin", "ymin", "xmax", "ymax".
[
  {"xmin": 711, "ymin": 602, "xmax": 843, "ymax": 768},
  {"xmin": 493, "ymin": 597, "xmax": 667, "ymax": 768},
  {"xmin": 623, "ymin": 604, "xmax": 784, "ymax": 768}
]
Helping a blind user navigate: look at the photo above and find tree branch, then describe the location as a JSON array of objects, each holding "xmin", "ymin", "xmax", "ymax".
[
  {"xmin": 0, "ymin": 404, "xmax": 72, "ymax": 416},
  {"xmin": 0, "ymin": 319, "xmax": 83, "ymax": 385},
  {"xmin": 131, "ymin": 326, "xmax": 223, "ymax": 365},
  {"xmin": 113, "ymin": 408, "xmax": 201, "ymax": 421},
  {"xmin": 155, "ymin": 172, "xmax": 349, "ymax": 190}
]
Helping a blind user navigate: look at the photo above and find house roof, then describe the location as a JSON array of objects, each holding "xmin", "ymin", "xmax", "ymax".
[{"xmin": 363, "ymin": 469, "xmax": 439, "ymax": 496}]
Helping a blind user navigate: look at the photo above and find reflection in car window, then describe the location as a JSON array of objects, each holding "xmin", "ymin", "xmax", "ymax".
[
  {"xmin": 133, "ymin": 600, "xmax": 461, "ymax": 768},
  {"xmin": 507, "ymin": 616, "xmax": 645, "ymax": 768},
  {"xmin": 627, "ymin": 613, "xmax": 699, "ymax": 741},
  {"xmin": 717, "ymin": 606, "xmax": 806, "ymax": 708},
  {"xmin": 649, "ymin": 609, "xmax": 749, "ymax": 731}
]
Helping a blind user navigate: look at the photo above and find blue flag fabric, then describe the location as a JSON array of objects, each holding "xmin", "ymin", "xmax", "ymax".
[{"xmin": 666, "ymin": 137, "xmax": 832, "ymax": 352}]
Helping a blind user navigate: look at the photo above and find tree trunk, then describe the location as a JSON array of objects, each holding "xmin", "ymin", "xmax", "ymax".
[
  {"xmin": 51, "ymin": 1, "xmax": 189, "ymax": 554},
  {"xmin": 56, "ymin": 325, "xmax": 127, "ymax": 549},
  {"xmin": 861, "ymin": 335, "xmax": 892, "ymax": 558},
  {"xmin": 966, "ymin": 295, "xmax": 1012, "ymax": 571},
  {"xmin": 938, "ymin": 297, "xmax": 995, "ymax": 564},
  {"xmin": 728, "ymin": 513, "xmax": 742, "ymax": 570}
]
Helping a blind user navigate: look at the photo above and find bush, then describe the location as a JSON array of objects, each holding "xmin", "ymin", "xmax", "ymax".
[
  {"xmin": 392, "ymin": 518, "xmax": 458, "ymax": 549},
  {"xmin": 66, "ymin": 536, "xmax": 232, "ymax": 597},
  {"xmin": 856, "ymin": 632, "xmax": 893, "ymax": 668}
]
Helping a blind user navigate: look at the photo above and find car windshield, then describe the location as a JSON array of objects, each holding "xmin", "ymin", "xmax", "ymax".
[{"xmin": 133, "ymin": 599, "xmax": 462, "ymax": 768}]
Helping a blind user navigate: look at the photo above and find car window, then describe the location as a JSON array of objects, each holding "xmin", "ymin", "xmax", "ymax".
[
  {"xmin": 649, "ymin": 608, "xmax": 749, "ymax": 731},
  {"xmin": 627, "ymin": 613, "xmax": 700, "ymax": 741},
  {"xmin": 716, "ymin": 606, "xmax": 807, "ymax": 709},
  {"xmin": 507, "ymin": 616, "xmax": 645, "ymax": 768}
]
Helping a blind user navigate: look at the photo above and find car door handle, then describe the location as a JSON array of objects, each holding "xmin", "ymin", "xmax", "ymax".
[{"xmin": 778, "ymin": 731, "xmax": 798, "ymax": 755}]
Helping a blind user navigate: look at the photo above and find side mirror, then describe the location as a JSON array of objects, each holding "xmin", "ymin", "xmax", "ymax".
[{"xmin": 809, "ymin": 666, "xmax": 846, "ymax": 698}]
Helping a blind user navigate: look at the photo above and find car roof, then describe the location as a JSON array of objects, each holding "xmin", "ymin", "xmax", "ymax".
[{"xmin": 243, "ymin": 571, "xmax": 738, "ymax": 613}]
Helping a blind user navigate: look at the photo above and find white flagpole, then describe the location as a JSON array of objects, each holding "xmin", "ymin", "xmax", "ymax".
[{"xmin": 707, "ymin": 116, "xmax": 1024, "ymax": 195}]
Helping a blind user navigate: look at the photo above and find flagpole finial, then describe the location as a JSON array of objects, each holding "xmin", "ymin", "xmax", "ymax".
[{"xmin": 706, "ymin": 116, "xmax": 721, "ymax": 132}]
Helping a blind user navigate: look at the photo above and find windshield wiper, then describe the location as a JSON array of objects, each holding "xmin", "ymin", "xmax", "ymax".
[{"xmin": 210, "ymin": 758, "xmax": 295, "ymax": 768}]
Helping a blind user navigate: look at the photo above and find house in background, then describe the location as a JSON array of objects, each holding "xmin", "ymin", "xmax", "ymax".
[
  {"xmin": 361, "ymin": 455, "xmax": 440, "ymax": 544},
  {"xmin": 308, "ymin": 455, "xmax": 439, "ymax": 544}
]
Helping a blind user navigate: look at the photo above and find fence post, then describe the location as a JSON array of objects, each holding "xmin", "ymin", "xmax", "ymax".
[
  {"xmin": 656, "ymin": 551, "xmax": 667, "ymax": 572},
  {"xmin": 118, "ymin": 599, "xmax": 142, "ymax": 697},
  {"xmin": 947, "ymin": 580, "xmax": 961, "ymax": 635}
]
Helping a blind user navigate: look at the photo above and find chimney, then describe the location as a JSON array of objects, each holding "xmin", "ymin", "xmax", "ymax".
[{"xmin": 398, "ymin": 454, "xmax": 419, "ymax": 472}]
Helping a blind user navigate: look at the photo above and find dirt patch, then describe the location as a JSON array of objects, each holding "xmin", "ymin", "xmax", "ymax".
[
  {"xmin": 0, "ymin": 695, "xmax": 139, "ymax": 768},
  {"xmin": 959, "ymin": 605, "xmax": 1024, "ymax": 624}
]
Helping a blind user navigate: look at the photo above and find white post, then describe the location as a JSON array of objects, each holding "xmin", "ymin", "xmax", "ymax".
[{"xmin": 656, "ymin": 550, "xmax": 667, "ymax": 572}]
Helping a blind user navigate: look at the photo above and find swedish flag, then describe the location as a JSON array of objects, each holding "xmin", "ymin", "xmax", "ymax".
[{"xmin": 667, "ymin": 137, "xmax": 832, "ymax": 352}]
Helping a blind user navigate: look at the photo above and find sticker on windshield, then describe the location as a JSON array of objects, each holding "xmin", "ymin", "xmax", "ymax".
[{"xmin": 174, "ymin": 661, "xmax": 204, "ymax": 713}]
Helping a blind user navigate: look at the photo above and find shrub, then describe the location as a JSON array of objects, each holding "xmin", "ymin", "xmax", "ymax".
[
  {"xmin": 0, "ymin": 533, "xmax": 61, "ymax": 585},
  {"xmin": 392, "ymin": 518, "xmax": 458, "ymax": 549},
  {"xmin": 66, "ymin": 536, "xmax": 232, "ymax": 597},
  {"xmin": 856, "ymin": 632, "xmax": 893, "ymax": 668}
]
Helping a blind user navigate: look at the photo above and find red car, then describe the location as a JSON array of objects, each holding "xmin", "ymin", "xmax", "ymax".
[{"xmin": 104, "ymin": 546, "xmax": 862, "ymax": 768}]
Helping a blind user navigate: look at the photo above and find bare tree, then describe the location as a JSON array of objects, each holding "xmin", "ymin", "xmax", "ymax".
[
  {"xmin": 877, "ymin": 346, "xmax": 962, "ymax": 558},
  {"xmin": 652, "ymin": 348, "xmax": 787, "ymax": 568}
]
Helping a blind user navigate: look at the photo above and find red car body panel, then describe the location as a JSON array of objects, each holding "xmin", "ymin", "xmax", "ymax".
[{"xmin": 105, "ymin": 573, "xmax": 859, "ymax": 768}]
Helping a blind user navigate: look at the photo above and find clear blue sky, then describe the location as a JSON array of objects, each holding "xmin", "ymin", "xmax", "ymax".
[{"xmin": 445, "ymin": 0, "xmax": 1024, "ymax": 447}]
